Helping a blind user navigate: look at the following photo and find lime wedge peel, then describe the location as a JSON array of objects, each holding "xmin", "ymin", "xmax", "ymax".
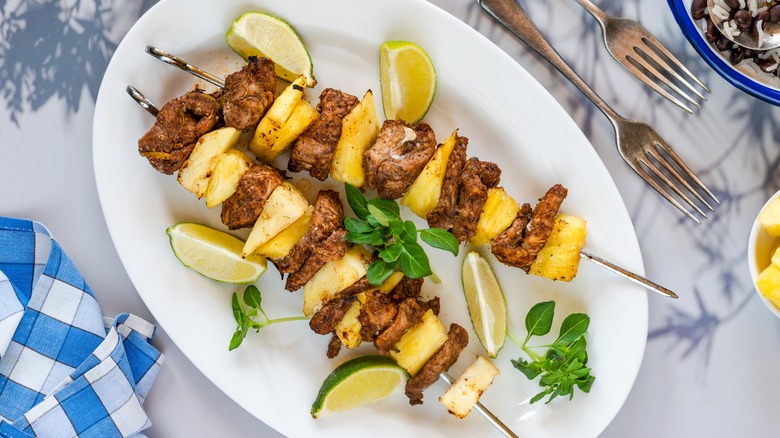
[
  {"xmin": 226, "ymin": 11, "xmax": 316, "ymax": 87},
  {"xmin": 461, "ymin": 251, "xmax": 507, "ymax": 358},
  {"xmin": 311, "ymin": 356, "xmax": 409, "ymax": 419},
  {"xmin": 167, "ymin": 222, "xmax": 267, "ymax": 284},
  {"xmin": 380, "ymin": 40, "xmax": 437, "ymax": 123}
]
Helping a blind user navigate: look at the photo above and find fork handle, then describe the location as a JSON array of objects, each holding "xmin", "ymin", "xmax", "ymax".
[
  {"xmin": 573, "ymin": 0, "xmax": 610, "ymax": 27},
  {"xmin": 478, "ymin": 0, "xmax": 624, "ymax": 127}
]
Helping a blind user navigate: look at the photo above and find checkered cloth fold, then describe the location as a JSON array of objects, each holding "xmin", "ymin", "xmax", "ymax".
[{"xmin": 0, "ymin": 217, "xmax": 164, "ymax": 437}]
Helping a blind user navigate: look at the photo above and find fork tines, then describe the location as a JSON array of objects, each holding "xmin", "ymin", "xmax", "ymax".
[
  {"xmin": 623, "ymin": 32, "xmax": 711, "ymax": 114},
  {"xmin": 636, "ymin": 139, "xmax": 719, "ymax": 224}
]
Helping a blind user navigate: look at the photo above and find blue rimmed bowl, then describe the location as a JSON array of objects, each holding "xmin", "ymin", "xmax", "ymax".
[{"xmin": 668, "ymin": 0, "xmax": 780, "ymax": 105}]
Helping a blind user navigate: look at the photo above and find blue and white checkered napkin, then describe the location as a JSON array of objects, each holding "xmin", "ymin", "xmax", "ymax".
[{"xmin": 0, "ymin": 217, "xmax": 164, "ymax": 438}]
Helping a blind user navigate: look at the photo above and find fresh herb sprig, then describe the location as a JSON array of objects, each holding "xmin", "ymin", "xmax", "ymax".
[
  {"xmin": 508, "ymin": 300, "xmax": 595, "ymax": 404},
  {"xmin": 343, "ymin": 183, "xmax": 459, "ymax": 285},
  {"xmin": 230, "ymin": 285, "xmax": 309, "ymax": 351}
]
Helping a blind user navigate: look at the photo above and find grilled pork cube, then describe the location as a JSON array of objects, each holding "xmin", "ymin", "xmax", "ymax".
[
  {"xmin": 138, "ymin": 90, "xmax": 221, "ymax": 174},
  {"xmin": 405, "ymin": 323, "xmax": 469, "ymax": 405},
  {"xmin": 222, "ymin": 56, "xmax": 276, "ymax": 131},
  {"xmin": 220, "ymin": 163, "xmax": 284, "ymax": 230},
  {"xmin": 426, "ymin": 134, "xmax": 468, "ymax": 230},
  {"xmin": 277, "ymin": 190, "xmax": 344, "ymax": 275},
  {"xmin": 491, "ymin": 184, "xmax": 568, "ymax": 272},
  {"xmin": 285, "ymin": 228, "xmax": 350, "ymax": 291},
  {"xmin": 451, "ymin": 158, "xmax": 501, "ymax": 242},
  {"xmin": 402, "ymin": 130, "xmax": 463, "ymax": 218},
  {"xmin": 309, "ymin": 294, "xmax": 357, "ymax": 335},
  {"xmin": 363, "ymin": 120, "xmax": 437, "ymax": 199},
  {"xmin": 288, "ymin": 88, "xmax": 360, "ymax": 181}
]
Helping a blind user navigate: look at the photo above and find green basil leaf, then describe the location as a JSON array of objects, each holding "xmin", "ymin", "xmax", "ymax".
[
  {"xmin": 529, "ymin": 389, "xmax": 549, "ymax": 404},
  {"xmin": 367, "ymin": 204, "xmax": 390, "ymax": 227},
  {"xmin": 367, "ymin": 259, "xmax": 397, "ymax": 285},
  {"xmin": 228, "ymin": 325, "xmax": 247, "ymax": 351},
  {"xmin": 243, "ymin": 285, "xmax": 262, "ymax": 309},
  {"xmin": 345, "ymin": 217, "xmax": 374, "ymax": 234},
  {"xmin": 511, "ymin": 358, "xmax": 542, "ymax": 380},
  {"xmin": 380, "ymin": 243, "xmax": 403, "ymax": 263},
  {"xmin": 576, "ymin": 374, "xmax": 595, "ymax": 393},
  {"xmin": 525, "ymin": 301, "xmax": 555, "ymax": 337},
  {"xmin": 570, "ymin": 367, "xmax": 592, "ymax": 378},
  {"xmin": 399, "ymin": 220, "xmax": 417, "ymax": 243},
  {"xmin": 398, "ymin": 242, "xmax": 432, "ymax": 279},
  {"xmin": 419, "ymin": 227, "xmax": 459, "ymax": 256},
  {"xmin": 367, "ymin": 198, "xmax": 401, "ymax": 220},
  {"xmin": 370, "ymin": 230, "xmax": 387, "ymax": 246},
  {"xmin": 345, "ymin": 183, "xmax": 369, "ymax": 220},
  {"xmin": 345, "ymin": 231, "xmax": 374, "ymax": 245},
  {"xmin": 556, "ymin": 313, "xmax": 590, "ymax": 346},
  {"xmin": 231, "ymin": 293, "xmax": 244, "ymax": 325}
]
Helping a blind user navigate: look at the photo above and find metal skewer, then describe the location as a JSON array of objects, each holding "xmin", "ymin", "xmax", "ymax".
[
  {"xmin": 145, "ymin": 46, "xmax": 225, "ymax": 88},
  {"xmin": 439, "ymin": 372, "xmax": 519, "ymax": 438}
]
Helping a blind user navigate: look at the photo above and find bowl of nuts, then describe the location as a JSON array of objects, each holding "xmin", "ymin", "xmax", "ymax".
[{"xmin": 668, "ymin": 0, "xmax": 780, "ymax": 105}]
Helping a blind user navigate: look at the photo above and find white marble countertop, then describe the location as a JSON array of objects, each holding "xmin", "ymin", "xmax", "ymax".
[{"xmin": 1, "ymin": 0, "xmax": 778, "ymax": 436}]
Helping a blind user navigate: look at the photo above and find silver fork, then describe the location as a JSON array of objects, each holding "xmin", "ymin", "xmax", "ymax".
[
  {"xmin": 478, "ymin": 0, "xmax": 719, "ymax": 223},
  {"xmin": 575, "ymin": 0, "xmax": 710, "ymax": 114}
]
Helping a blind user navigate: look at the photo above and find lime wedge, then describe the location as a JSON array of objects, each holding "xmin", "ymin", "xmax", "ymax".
[
  {"xmin": 379, "ymin": 40, "xmax": 436, "ymax": 123},
  {"xmin": 311, "ymin": 356, "xmax": 409, "ymax": 419},
  {"xmin": 461, "ymin": 251, "xmax": 507, "ymax": 358},
  {"xmin": 167, "ymin": 222, "xmax": 267, "ymax": 284},
  {"xmin": 226, "ymin": 11, "xmax": 316, "ymax": 87}
]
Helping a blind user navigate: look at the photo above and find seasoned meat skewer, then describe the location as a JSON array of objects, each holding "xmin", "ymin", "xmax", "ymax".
[
  {"xmin": 364, "ymin": 120, "xmax": 437, "ymax": 199},
  {"xmin": 451, "ymin": 158, "xmax": 501, "ymax": 242},
  {"xmin": 285, "ymin": 228, "xmax": 350, "ymax": 291},
  {"xmin": 405, "ymin": 323, "xmax": 469, "ymax": 405},
  {"xmin": 492, "ymin": 184, "xmax": 568, "ymax": 272},
  {"xmin": 427, "ymin": 134, "xmax": 469, "ymax": 230},
  {"xmin": 222, "ymin": 56, "xmax": 277, "ymax": 131},
  {"xmin": 137, "ymin": 89, "xmax": 221, "ymax": 174},
  {"xmin": 289, "ymin": 88, "xmax": 360, "ymax": 180},
  {"xmin": 220, "ymin": 163, "xmax": 284, "ymax": 230}
]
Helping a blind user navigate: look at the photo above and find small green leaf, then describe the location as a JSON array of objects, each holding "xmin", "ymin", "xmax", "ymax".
[
  {"xmin": 556, "ymin": 313, "xmax": 590, "ymax": 346},
  {"xmin": 576, "ymin": 374, "xmax": 595, "ymax": 393},
  {"xmin": 367, "ymin": 259, "xmax": 397, "ymax": 285},
  {"xmin": 525, "ymin": 301, "xmax": 555, "ymax": 337},
  {"xmin": 229, "ymin": 325, "xmax": 247, "ymax": 351},
  {"xmin": 345, "ymin": 231, "xmax": 374, "ymax": 245},
  {"xmin": 398, "ymin": 242, "xmax": 432, "ymax": 279},
  {"xmin": 367, "ymin": 198, "xmax": 400, "ymax": 220},
  {"xmin": 243, "ymin": 285, "xmax": 262, "ymax": 309},
  {"xmin": 367, "ymin": 204, "xmax": 390, "ymax": 226},
  {"xmin": 345, "ymin": 217, "xmax": 374, "ymax": 234},
  {"xmin": 419, "ymin": 228, "xmax": 459, "ymax": 256},
  {"xmin": 379, "ymin": 243, "xmax": 403, "ymax": 263},
  {"xmin": 399, "ymin": 220, "xmax": 417, "ymax": 243},
  {"xmin": 231, "ymin": 293, "xmax": 244, "ymax": 325},
  {"xmin": 370, "ymin": 230, "xmax": 387, "ymax": 246},
  {"xmin": 345, "ymin": 183, "xmax": 370, "ymax": 219},
  {"xmin": 529, "ymin": 389, "xmax": 549, "ymax": 404},
  {"xmin": 511, "ymin": 358, "xmax": 542, "ymax": 380}
]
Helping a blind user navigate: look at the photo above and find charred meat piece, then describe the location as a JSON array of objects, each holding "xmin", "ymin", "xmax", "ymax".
[
  {"xmin": 451, "ymin": 158, "xmax": 501, "ymax": 242},
  {"xmin": 363, "ymin": 120, "xmax": 437, "ymax": 199},
  {"xmin": 220, "ymin": 163, "xmax": 284, "ymax": 230},
  {"xmin": 373, "ymin": 297, "xmax": 428, "ymax": 354},
  {"xmin": 285, "ymin": 229, "xmax": 350, "ymax": 291},
  {"xmin": 288, "ymin": 88, "xmax": 360, "ymax": 180},
  {"xmin": 339, "ymin": 276, "xmax": 374, "ymax": 297},
  {"xmin": 309, "ymin": 295, "xmax": 357, "ymax": 335},
  {"xmin": 326, "ymin": 333, "xmax": 342, "ymax": 359},
  {"xmin": 222, "ymin": 57, "xmax": 276, "ymax": 131},
  {"xmin": 405, "ymin": 323, "xmax": 469, "ymax": 405},
  {"xmin": 138, "ymin": 90, "xmax": 221, "ymax": 174},
  {"xmin": 491, "ymin": 184, "xmax": 568, "ymax": 272},
  {"xmin": 388, "ymin": 277, "xmax": 424, "ymax": 302},
  {"xmin": 426, "ymin": 135, "xmax": 468, "ymax": 230},
  {"xmin": 277, "ymin": 190, "xmax": 344, "ymax": 273},
  {"xmin": 359, "ymin": 291, "xmax": 398, "ymax": 342}
]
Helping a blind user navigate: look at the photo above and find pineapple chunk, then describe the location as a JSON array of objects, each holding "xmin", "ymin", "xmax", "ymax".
[
  {"xmin": 254, "ymin": 206, "xmax": 314, "ymax": 260},
  {"xmin": 401, "ymin": 130, "xmax": 459, "ymax": 218},
  {"xmin": 374, "ymin": 271, "xmax": 405, "ymax": 294},
  {"xmin": 250, "ymin": 76, "xmax": 318, "ymax": 161},
  {"xmin": 204, "ymin": 149, "xmax": 253, "ymax": 208},
  {"xmin": 390, "ymin": 309, "xmax": 448, "ymax": 376},
  {"xmin": 242, "ymin": 182, "xmax": 310, "ymax": 257},
  {"xmin": 757, "ymin": 264, "xmax": 780, "ymax": 309},
  {"xmin": 330, "ymin": 90, "xmax": 380, "ymax": 187},
  {"xmin": 439, "ymin": 356, "xmax": 500, "ymax": 419},
  {"xmin": 759, "ymin": 197, "xmax": 780, "ymax": 237},
  {"xmin": 177, "ymin": 127, "xmax": 241, "ymax": 198},
  {"xmin": 528, "ymin": 214, "xmax": 587, "ymax": 282},
  {"xmin": 335, "ymin": 298, "xmax": 363, "ymax": 349},
  {"xmin": 469, "ymin": 187, "xmax": 521, "ymax": 246},
  {"xmin": 302, "ymin": 245, "xmax": 372, "ymax": 316}
]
